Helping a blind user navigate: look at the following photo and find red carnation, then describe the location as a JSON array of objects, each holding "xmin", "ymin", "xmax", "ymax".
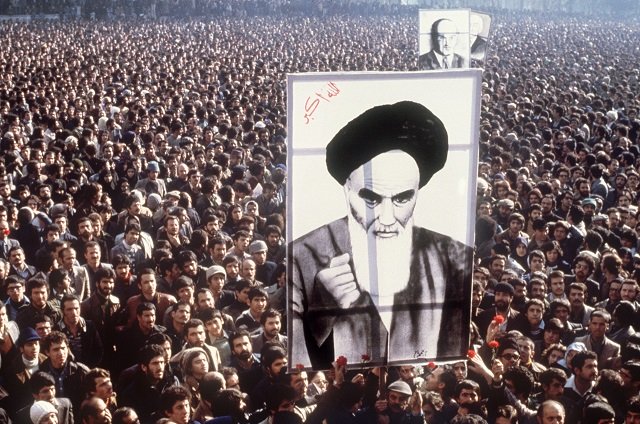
[
  {"xmin": 488, "ymin": 340, "xmax": 500, "ymax": 349},
  {"xmin": 427, "ymin": 362, "xmax": 436, "ymax": 370},
  {"xmin": 295, "ymin": 363, "xmax": 305, "ymax": 371},
  {"xmin": 336, "ymin": 356, "xmax": 348, "ymax": 367},
  {"xmin": 361, "ymin": 354, "xmax": 371, "ymax": 362},
  {"xmin": 493, "ymin": 315, "xmax": 505, "ymax": 324},
  {"xmin": 467, "ymin": 350, "xmax": 476, "ymax": 359}
]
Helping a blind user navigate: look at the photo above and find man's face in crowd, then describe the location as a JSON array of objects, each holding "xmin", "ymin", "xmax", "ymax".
[
  {"xmin": 97, "ymin": 277, "xmax": 114, "ymax": 297},
  {"xmin": 573, "ymin": 261, "xmax": 591, "ymax": 280},
  {"xmin": 21, "ymin": 339, "xmax": 40, "ymax": 360},
  {"xmin": 36, "ymin": 385, "xmax": 56, "ymax": 402},
  {"xmin": 517, "ymin": 339, "xmax": 534, "ymax": 363},
  {"xmin": 78, "ymin": 220, "xmax": 93, "ymax": 239},
  {"xmin": 234, "ymin": 235, "xmax": 250, "ymax": 252},
  {"xmin": 526, "ymin": 304, "xmax": 543, "ymax": 326},
  {"xmin": 621, "ymin": 283, "xmax": 638, "ymax": 301},
  {"xmin": 250, "ymin": 295, "xmax": 267, "ymax": 316},
  {"xmin": 61, "ymin": 249, "xmax": 76, "ymax": 270},
  {"xmin": 490, "ymin": 259, "xmax": 505, "ymax": 279},
  {"xmin": 208, "ymin": 273, "xmax": 225, "ymax": 294},
  {"xmin": 553, "ymin": 227, "xmax": 567, "ymax": 241},
  {"xmin": 242, "ymin": 260, "xmax": 256, "ymax": 280},
  {"xmin": 575, "ymin": 359, "xmax": 598, "ymax": 383},
  {"xmin": 500, "ymin": 348, "xmax": 521, "ymax": 368},
  {"xmin": 531, "ymin": 282, "xmax": 546, "ymax": 299},
  {"xmin": 166, "ymin": 218, "xmax": 180, "ymax": 236},
  {"xmin": 550, "ymin": 277, "xmax": 564, "ymax": 296},
  {"xmin": 172, "ymin": 304, "xmax": 191, "ymax": 326},
  {"xmin": 540, "ymin": 197, "xmax": 553, "ymax": 215},
  {"xmin": 142, "ymin": 355, "xmax": 165, "ymax": 383},
  {"xmin": 205, "ymin": 316, "xmax": 224, "ymax": 338},
  {"xmin": 92, "ymin": 376, "xmax": 114, "ymax": 401},
  {"xmin": 190, "ymin": 352, "xmax": 209, "ymax": 379},
  {"xmin": 264, "ymin": 316, "xmax": 281, "ymax": 339},
  {"xmin": 48, "ymin": 341, "xmax": 69, "ymax": 369},
  {"xmin": 569, "ymin": 288, "xmax": 585, "ymax": 308},
  {"xmin": 9, "ymin": 248, "xmax": 24, "ymax": 267},
  {"xmin": 182, "ymin": 260, "xmax": 198, "ymax": 278},
  {"xmin": 269, "ymin": 357, "xmax": 288, "ymax": 377},
  {"xmin": 589, "ymin": 316, "xmax": 608, "ymax": 339},
  {"xmin": 291, "ymin": 371, "xmax": 309, "ymax": 400},
  {"xmin": 139, "ymin": 273, "xmax": 157, "ymax": 298},
  {"xmin": 63, "ymin": 299, "xmax": 81, "ymax": 325},
  {"xmin": 6, "ymin": 280, "xmax": 24, "ymax": 302},
  {"xmin": 232, "ymin": 335, "xmax": 252, "ymax": 360},
  {"xmin": 187, "ymin": 324, "xmax": 206, "ymax": 347},
  {"xmin": 266, "ymin": 232, "xmax": 280, "ymax": 248},
  {"xmin": 31, "ymin": 286, "xmax": 48, "ymax": 308},
  {"xmin": 85, "ymin": 245, "xmax": 101, "ymax": 266},
  {"xmin": 457, "ymin": 388, "xmax": 479, "ymax": 405},
  {"xmin": 344, "ymin": 150, "xmax": 419, "ymax": 239},
  {"xmin": 197, "ymin": 291, "xmax": 214, "ymax": 310},
  {"xmin": 452, "ymin": 362, "xmax": 467, "ymax": 381},
  {"xmin": 115, "ymin": 263, "xmax": 130, "ymax": 279},
  {"xmin": 494, "ymin": 291, "xmax": 512, "ymax": 311},
  {"xmin": 226, "ymin": 261, "xmax": 239, "ymax": 279},
  {"xmin": 138, "ymin": 309, "xmax": 156, "ymax": 332},
  {"xmin": 35, "ymin": 320, "xmax": 52, "ymax": 338},
  {"xmin": 212, "ymin": 243, "xmax": 226, "ymax": 261}
]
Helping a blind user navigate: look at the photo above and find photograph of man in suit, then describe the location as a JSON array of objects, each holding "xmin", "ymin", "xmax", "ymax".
[
  {"xmin": 420, "ymin": 18, "xmax": 466, "ymax": 70},
  {"xmin": 290, "ymin": 101, "xmax": 472, "ymax": 369}
]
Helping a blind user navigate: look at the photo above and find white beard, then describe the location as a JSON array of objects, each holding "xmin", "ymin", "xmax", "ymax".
[{"xmin": 348, "ymin": 214, "xmax": 413, "ymax": 331}]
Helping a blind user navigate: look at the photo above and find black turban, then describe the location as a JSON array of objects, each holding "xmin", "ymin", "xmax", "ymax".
[{"xmin": 325, "ymin": 100, "xmax": 448, "ymax": 188}]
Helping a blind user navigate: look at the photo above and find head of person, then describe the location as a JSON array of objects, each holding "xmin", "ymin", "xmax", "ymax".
[
  {"xmin": 138, "ymin": 344, "xmax": 165, "ymax": 384},
  {"xmin": 503, "ymin": 366, "xmax": 535, "ymax": 402},
  {"xmin": 431, "ymin": 18, "xmax": 459, "ymax": 56},
  {"xmin": 385, "ymin": 380, "xmax": 414, "ymax": 413},
  {"xmin": 325, "ymin": 101, "xmax": 447, "ymax": 240},
  {"xmin": 572, "ymin": 350, "xmax": 599, "ymax": 384},
  {"xmin": 159, "ymin": 385, "xmax": 191, "ymax": 424},
  {"xmin": 539, "ymin": 368, "xmax": 567, "ymax": 401},
  {"xmin": 262, "ymin": 345, "xmax": 288, "ymax": 378},
  {"xmin": 247, "ymin": 286, "xmax": 268, "ymax": 316},
  {"xmin": 260, "ymin": 309, "xmax": 282, "ymax": 340},
  {"xmin": 137, "ymin": 268, "xmax": 157, "ymax": 298},
  {"xmin": 494, "ymin": 282, "xmax": 515, "ymax": 312},
  {"xmin": 497, "ymin": 336, "xmax": 521, "ymax": 368},
  {"xmin": 41, "ymin": 331, "xmax": 69, "ymax": 369},
  {"xmin": 537, "ymin": 400, "xmax": 565, "ymax": 424},
  {"xmin": 454, "ymin": 379, "xmax": 481, "ymax": 408},
  {"xmin": 30, "ymin": 400, "xmax": 58, "ymax": 424},
  {"xmin": 230, "ymin": 330, "xmax": 253, "ymax": 361},
  {"xmin": 80, "ymin": 396, "xmax": 112, "ymax": 424},
  {"xmin": 136, "ymin": 302, "xmax": 156, "ymax": 332},
  {"xmin": 265, "ymin": 384, "xmax": 297, "ymax": 416},
  {"xmin": 83, "ymin": 368, "xmax": 114, "ymax": 403},
  {"xmin": 184, "ymin": 318, "xmax": 206, "ymax": 347},
  {"xmin": 181, "ymin": 347, "xmax": 209, "ymax": 380},
  {"xmin": 111, "ymin": 407, "xmax": 139, "ymax": 424},
  {"xmin": 29, "ymin": 371, "xmax": 56, "ymax": 402},
  {"xmin": 588, "ymin": 310, "xmax": 611, "ymax": 341}
]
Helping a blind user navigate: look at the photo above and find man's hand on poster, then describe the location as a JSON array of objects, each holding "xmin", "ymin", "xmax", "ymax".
[{"xmin": 316, "ymin": 253, "xmax": 361, "ymax": 308}]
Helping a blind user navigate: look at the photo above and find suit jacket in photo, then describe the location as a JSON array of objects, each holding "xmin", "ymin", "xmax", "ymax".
[
  {"xmin": 290, "ymin": 217, "xmax": 472, "ymax": 369},
  {"xmin": 0, "ymin": 237, "xmax": 19, "ymax": 260},
  {"xmin": 419, "ymin": 50, "xmax": 465, "ymax": 70},
  {"xmin": 573, "ymin": 334, "xmax": 620, "ymax": 369}
]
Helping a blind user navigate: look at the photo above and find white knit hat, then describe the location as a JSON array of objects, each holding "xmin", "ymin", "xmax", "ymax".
[{"xmin": 30, "ymin": 400, "xmax": 57, "ymax": 424}]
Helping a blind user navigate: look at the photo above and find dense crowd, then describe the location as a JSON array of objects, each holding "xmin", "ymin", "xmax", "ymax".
[{"xmin": 0, "ymin": 3, "xmax": 640, "ymax": 424}]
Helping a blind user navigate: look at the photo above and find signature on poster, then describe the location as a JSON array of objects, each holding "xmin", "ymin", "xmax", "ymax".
[{"xmin": 303, "ymin": 82, "xmax": 340, "ymax": 124}]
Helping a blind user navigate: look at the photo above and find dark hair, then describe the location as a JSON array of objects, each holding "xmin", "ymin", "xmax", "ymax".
[
  {"xmin": 42, "ymin": 331, "xmax": 68, "ymax": 352},
  {"xmin": 138, "ymin": 344, "xmax": 165, "ymax": 366},
  {"xmin": 29, "ymin": 371, "xmax": 56, "ymax": 394},
  {"xmin": 159, "ymin": 385, "xmax": 191, "ymax": 414},
  {"xmin": 136, "ymin": 302, "xmax": 156, "ymax": 316},
  {"xmin": 503, "ymin": 366, "xmax": 535, "ymax": 398},
  {"xmin": 572, "ymin": 351, "xmax": 598, "ymax": 371},
  {"xmin": 454, "ymin": 379, "xmax": 480, "ymax": 399}
]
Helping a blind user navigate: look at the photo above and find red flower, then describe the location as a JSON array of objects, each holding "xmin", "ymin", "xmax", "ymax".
[
  {"xmin": 361, "ymin": 354, "xmax": 371, "ymax": 362},
  {"xmin": 295, "ymin": 363, "xmax": 305, "ymax": 371},
  {"xmin": 493, "ymin": 315, "xmax": 505, "ymax": 324},
  {"xmin": 336, "ymin": 356, "xmax": 348, "ymax": 367},
  {"xmin": 467, "ymin": 350, "xmax": 476, "ymax": 359},
  {"xmin": 488, "ymin": 340, "xmax": 500, "ymax": 349},
  {"xmin": 427, "ymin": 362, "xmax": 436, "ymax": 370}
]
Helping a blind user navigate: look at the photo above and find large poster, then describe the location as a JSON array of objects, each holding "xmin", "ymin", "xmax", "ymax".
[{"xmin": 287, "ymin": 70, "xmax": 481, "ymax": 370}]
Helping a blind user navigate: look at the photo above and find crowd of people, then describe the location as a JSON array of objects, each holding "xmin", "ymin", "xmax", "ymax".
[{"xmin": 0, "ymin": 2, "xmax": 639, "ymax": 424}]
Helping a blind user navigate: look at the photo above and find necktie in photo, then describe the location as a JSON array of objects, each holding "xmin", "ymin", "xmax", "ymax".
[{"xmin": 443, "ymin": 56, "xmax": 449, "ymax": 69}]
